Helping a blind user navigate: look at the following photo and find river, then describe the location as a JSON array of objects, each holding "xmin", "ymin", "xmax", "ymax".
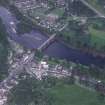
[{"xmin": 0, "ymin": 6, "xmax": 105, "ymax": 68}]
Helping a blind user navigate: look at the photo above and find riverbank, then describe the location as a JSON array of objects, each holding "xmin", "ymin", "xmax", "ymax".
[
  {"xmin": 57, "ymin": 36, "xmax": 105, "ymax": 58},
  {"xmin": 9, "ymin": 4, "xmax": 105, "ymax": 59},
  {"xmin": 0, "ymin": 6, "xmax": 105, "ymax": 68}
]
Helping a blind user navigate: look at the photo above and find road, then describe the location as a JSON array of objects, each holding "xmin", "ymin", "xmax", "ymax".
[
  {"xmin": 80, "ymin": 0, "xmax": 105, "ymax": 18},
  {"xmin": 38, "ymin": 34, "xmax": 56, "ymax": 51}
]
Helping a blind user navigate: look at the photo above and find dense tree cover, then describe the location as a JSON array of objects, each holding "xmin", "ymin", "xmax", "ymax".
[
  {"xmin": 35, "ymin": 50, "xmax": 44, "ymax": 61},
  {"xmin": 7, "ymin": 72, "xmax": 75, "ymax": 105},
  {"xmin": 68, "ymin": 0, "xmax": 96, "ymax": 16},
  {"xmin": 74, "ymin": 63, "xmax": 105, "ymax": 83},
  {"xmin": 9, "ymin": 5, "xmax": 34, "ymax": 34},
  {"xmin": 9, "ymin": 5, "xmax": 54, "ymax": 35},
  {"xmin": 58, "ymin": 18, "xmax": 105, "ymax": 55},
  {"xmin": 8, "ymin": 74, "xmax": 54, "ymax": 105},
  {"xmin": 59, "ymin": 20, "xmax": 91, "ymax": 49},
  {"xmin": 42, "ymin": 76, "xmax": 58, "ymax": 88},
  {"xmin": 68, "ymin": 21, "xmax": 90, "ymax": 48},
  {"xmin": 16, "ymin": 21, "xmax": 33, "ymax": 34},
  {"xmin": 87, "ymin": 18, "xmax": 105, "ymax": 53},
  {"xmin": 88, "ymin": 18, "xmax": 105, "ymax": 31},
  {"xmin": 87, "ymin": 0, "xmax": 105, "ymax": 14},
  {"xmin": 0, "ymin": 0, "xmax": 9, "ymax": 6},
  {"xmin": 0, "ymin": 18, "xmax": 9, "ymax": 81}
]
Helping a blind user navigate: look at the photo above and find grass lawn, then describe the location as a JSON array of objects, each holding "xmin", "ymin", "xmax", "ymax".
[
  {"xmin": 31, "ymin": 7, "xmax": 48, "ymax": 19},
  {"xmin": 48, "ymin": 84, "xmax": 105, "ymax": 105},
  {"xmin": 89, "ymin": 27, "xmax": 105, "ymax": 49},
  {"xmin": 51, "ymin": 8, "xmax": 65, "ymax": 17},
  {"xmin": 61, "ymin": 27, "xmax": 75, "ymax": 38}
]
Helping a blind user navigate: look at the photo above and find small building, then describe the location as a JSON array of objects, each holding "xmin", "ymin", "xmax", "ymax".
[
  {"xmin": 46, "ymin": 14, "xmax": 58, "ymax": 25},
  {"xmin": 56, "ymin": 0, "xmax": 65, "ymax": 7}
]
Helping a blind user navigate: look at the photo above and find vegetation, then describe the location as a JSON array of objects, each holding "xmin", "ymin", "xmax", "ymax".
[
  {"xmin": 51, "ymin": 8, "xmax": 65, "ymax": 17},
  {"xmin": 88, "ymin": 18, "xmax": 105, "ymax": 52},
  {"xmin": 8, "ymin": 74, "xmax": 53, "ymax": 105},
  {"xmin": 58, "ymin": 18, "xmax": 105, "ymax": 55},
  {"xmin": 0, "ymin": 18, "xmax": 9, "ymax": 81},
  {"xmin": 9, "ymin": 5, "xmax": 54, "ymax": 35},
  {"xmin": 11, "ymin": 0, "xmax": 105, "ymax": 55},
  {"xmin": 9, "ymin": 73, "xmax": 104, "ymax": 105},
  {"xmin": 7, "ymin": 70, "xmax": 105, "ymax": 105},
  {"xmin": 0, "ymin": 0, "xmax": 9, "ymax": 6},
  {"xmin": 48, "ymin": 84, "xmax": 105, "ymax": 105},
  {"xmin": 35, "ymin": 50, "xmax": 44, "ymax": 61},
  {"xmin": 9, "ymin": 5, "xmax": 34, "ymax": 34},
  {"xmin": 8, "ymin": 74, "xmax": 105, "ymax": 105},
  {"xmin": 59, "ymin": 20, "xmax": 91, "ymax": 49},
  {"xmin": 89, "ymin": 27, "xmax": 105, "ymax": 51}
]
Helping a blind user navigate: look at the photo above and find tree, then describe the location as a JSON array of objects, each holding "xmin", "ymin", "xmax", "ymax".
[
  {"xmin": 0, "ymin": 0, "xmax": 9, "ymax": 6},
  {"xmin": 8, "ymin": 74, "xmax": 53, "ymax": 105},
  {"xmin": 0, "ymin": 18, "xmax": 9, "ymax": 81},
  {"xmin": 42, "ymin": 76, "xmax": 57, "ymax": 88}
]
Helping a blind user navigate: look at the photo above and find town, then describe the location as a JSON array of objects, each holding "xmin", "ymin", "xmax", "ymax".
[{"xmin": 0, "ymin": 0, "xmax": 105, "ymax": 105}]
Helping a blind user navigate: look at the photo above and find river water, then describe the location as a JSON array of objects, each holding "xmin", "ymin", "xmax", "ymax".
[{"xmin": 0, "ymin": 6, "xmax": 105, "ymax": 68}]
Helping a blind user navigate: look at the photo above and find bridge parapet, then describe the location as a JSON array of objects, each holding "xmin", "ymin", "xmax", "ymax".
[{"xmin": 38, "ymin": 34, "xmax": 56, "ymax": 51}]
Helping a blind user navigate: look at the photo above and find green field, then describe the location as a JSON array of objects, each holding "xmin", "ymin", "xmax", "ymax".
[
  {"xmin": 51, "ymin": 8, "xmax": 65, "ymax": 17},
  {"xmin": 48, "ymin": 84, "xmax": 105, "ymax": 105},
  {"xmin": 32, "ymin": 8, "xmax": 47, "ymax": 19},
  {"xmin": 89, "ymin": 27, "xmax": 105, "ymax": 49}
]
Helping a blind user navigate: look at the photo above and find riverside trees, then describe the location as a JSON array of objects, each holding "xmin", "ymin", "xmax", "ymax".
[
  {"xmin": 0, "ymin": 18, "xmax": 9, "ymax": 81},
  {"xmin": 8, "ymin": 73, "xmax": 53, "ymax": 105}
]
